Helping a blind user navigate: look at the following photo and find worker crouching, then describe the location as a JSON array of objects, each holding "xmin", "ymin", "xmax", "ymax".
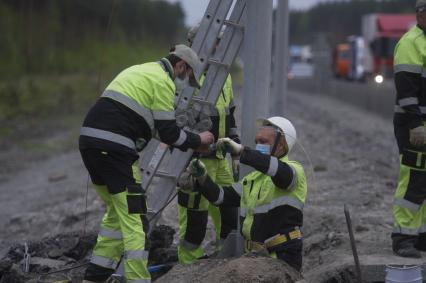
[{"xmin": 182, "ymin": 117, "xmax": 307, "ymax": 271}]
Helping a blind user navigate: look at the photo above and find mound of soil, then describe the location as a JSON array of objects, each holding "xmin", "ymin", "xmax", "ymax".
[{"xmin": 156, "ymin": 253, "xmax": 303, "ymax": 283}]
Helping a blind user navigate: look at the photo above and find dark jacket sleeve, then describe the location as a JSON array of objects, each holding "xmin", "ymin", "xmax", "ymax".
[
  {"xmin": 394, "ymin": 71, "xmax": 423, "ymax": 129},
  {"xmin": 240, "ymin": 148, "xmax": 295, "ymax": 190},
  {"xmin": 196, "ymin": 176, "xmax": 241, "ymax": 207},
  {"xmin": 154, "ymin": 119, "xmax": 201, "ymax": 151}
]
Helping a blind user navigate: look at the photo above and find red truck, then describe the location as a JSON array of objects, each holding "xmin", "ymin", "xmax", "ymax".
[
  {"xmin": 333, "ymin": 14, "xmax": 416, "ymax": 83},
  {"xmin": 362, "ymin": 14, "xmax": 416, "ymax": 81}
]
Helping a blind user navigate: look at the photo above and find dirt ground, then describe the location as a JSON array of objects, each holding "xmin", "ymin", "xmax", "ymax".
[{"xmin": 0, "ymin": 86, "xmax": 420, "ymax": 282}]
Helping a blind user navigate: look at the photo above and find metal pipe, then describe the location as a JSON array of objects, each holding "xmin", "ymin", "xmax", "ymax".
[
  {"xmin": 270, "ymin": 0, "xmax": 289, "ymax": 116},
  {"xmin": 344, "ymin": 204, "xmax": 364, "ymax": 283},
  {"xmin": 241, "ymin": 0, "xmax": 273, "ymax": 175}
]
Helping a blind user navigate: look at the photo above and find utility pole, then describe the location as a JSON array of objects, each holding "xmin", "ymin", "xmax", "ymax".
[
  {"xmin": 270, "ymin": 0, "xmax": 289, "ymax": 116},
  {"xmin": 241, "ymin": 0, "xmax": 273, "ymax": 165}
]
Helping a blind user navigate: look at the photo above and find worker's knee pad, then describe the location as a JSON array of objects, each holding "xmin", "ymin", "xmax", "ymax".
[
  {"xmin": 404, "ymin": 171, "xmax": 426, "ymax": 205},
  {"xmin": 126, "ymin": 184, "xmax": 147, "ymax": 214}
]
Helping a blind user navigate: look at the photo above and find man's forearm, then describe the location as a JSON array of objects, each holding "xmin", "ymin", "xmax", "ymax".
[
  {"xmin": 196, "ymin": 176, "xmax": 240, "ymax": 206},
  {"xmin": 240, "ymin": 148, "xmax": 295, "ymax": 189}
]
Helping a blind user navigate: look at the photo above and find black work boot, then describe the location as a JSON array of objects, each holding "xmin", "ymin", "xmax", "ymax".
[
  {"xmin": 394, "ymin": 246, "xmax": 422, "ymax": 258},
  {"xmin": 392, "ymin": 234, "xmax": 421, "ymax": 258}
]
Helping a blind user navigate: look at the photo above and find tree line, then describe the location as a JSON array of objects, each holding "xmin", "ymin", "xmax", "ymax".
[{"xmin": 0, "ymin": 0, "xmax": 185, "ymax": 78}]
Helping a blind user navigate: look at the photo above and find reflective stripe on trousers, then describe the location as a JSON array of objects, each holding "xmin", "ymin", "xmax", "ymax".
[
  {"xmin": 90, "ymin": 254, "xmax": 119, "ymax": 270},
  {"xmin": 393, "ymin": 225, "xmax": 426, "ymax": 236}
]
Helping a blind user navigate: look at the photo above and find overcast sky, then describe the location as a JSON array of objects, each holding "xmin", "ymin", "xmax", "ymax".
[{"xmin": 166, "ymin": 0, "xmax": 322, "ymax": 26}]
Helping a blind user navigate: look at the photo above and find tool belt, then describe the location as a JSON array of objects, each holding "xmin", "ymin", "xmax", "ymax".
[{"xmin": 245, "ymin": 229, "xmax": 302, "ymax": 252}]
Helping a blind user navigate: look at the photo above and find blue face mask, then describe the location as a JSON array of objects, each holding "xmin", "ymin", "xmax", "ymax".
[{"xmin": 255, "ymin": 143, "xmax": 270, "ymax": 155}]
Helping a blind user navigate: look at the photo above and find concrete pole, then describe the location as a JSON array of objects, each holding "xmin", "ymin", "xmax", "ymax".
[
  {"xmin": 270, "ymin": 0, "xmax": 289, "ymax": 116},
  {"xmin": 241, "ymin": 0, "xmax": 273, "ymax": 155}
]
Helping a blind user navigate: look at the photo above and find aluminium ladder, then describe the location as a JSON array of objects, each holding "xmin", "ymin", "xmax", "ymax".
[{"xmin": 140, "ymin": 0, "xmax": 246, "ymax": 228}]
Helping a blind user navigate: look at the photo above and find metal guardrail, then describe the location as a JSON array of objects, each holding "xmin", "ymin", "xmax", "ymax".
[{"xmin": 288, "ymin": 79, "xmax": 395, "ymax": 119}]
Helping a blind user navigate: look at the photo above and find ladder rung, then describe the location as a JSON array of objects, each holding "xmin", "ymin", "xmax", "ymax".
[
  {"xmin": 224, "ymin": 19, "xmax": 244, "ymax": 29},
  {"xmin": 208, "ymin": 59, "xmax": 230, "ymax": 68},
  {"xmin": 191, "ymin": 97, "xmax": 215, "ymax": 105},
  {"xmin": 155, "ymin": 171, "xmax": 176, "ymax": 179}
]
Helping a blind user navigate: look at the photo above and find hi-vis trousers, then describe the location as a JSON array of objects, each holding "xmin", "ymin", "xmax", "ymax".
[
  {"xmin": 393, "ymin": 123, "xmax": 426, "ymax": 249},
  {"xmin": 177, "ymin": 157, "xmax": 237, "ymax": 264},
  {"xmin": 80, "ymin": 148, "xmax": 150, "ymax": 283}
]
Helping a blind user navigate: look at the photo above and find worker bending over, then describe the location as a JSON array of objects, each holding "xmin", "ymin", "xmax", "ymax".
[{"xmin": 80, "ymin": 45, "xmax": 214, "ymax": 283}]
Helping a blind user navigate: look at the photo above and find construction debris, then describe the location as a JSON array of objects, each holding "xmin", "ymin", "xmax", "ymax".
[{"xmin": 0, "ymin": 225, "xmax": 176, "ymax": 283}]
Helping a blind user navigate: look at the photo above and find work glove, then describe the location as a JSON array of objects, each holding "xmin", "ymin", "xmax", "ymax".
[
  {"xmin": 177, "ymin": 171, "xmax": 196, "ymax": 192},
  {"xmin": 232, "ymin": 158, "xmax": 240, "ymax": 182},
  {"xmin": 216, "ymin": 138, "xmax": 243, "ymax": 156},
  {"xmin": 409, "ymin": 126, "xmax": 426, "ymax": 147},
  {"xmin": 188, "ymin": 159, "xmax": 207, "ymax": 178}
]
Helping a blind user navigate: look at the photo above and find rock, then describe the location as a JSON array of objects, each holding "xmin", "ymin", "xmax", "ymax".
[
  {"xmin": 149, "ymin": 247, "xmax": 177, "ymax": 266},
  {"xmin": 60, "ymin": 215, "xmax": 81, "ymax": 226},
  {"xmin": 48, "ymin": 248, "xmax": 63, "ymax": 259},
  {"xmin": 29, "ymin": 257, "xmax": 66, "ymax": 272},
  {"xmin": 0, "ymin": 257, "xmax": 13, "ymax": 276},
  {"xmin": 48, "ymin": 173, "xmax": 67, "ymax": 182},
  {"xmin": 36, "ymin": 273, "xmax": 71, "ymax": 283},
  {"xmin": 355, "ymin": 225, "xmax": 369, "ymax": 232},
  {"xmin": 59, "ymin": 236, "xmax": 79, "ymax": 253},
  {"xmin": 63, "ymin": 233, "xmax": 96, "ymax": 260},
  {"xmin": 149, "ymin": 225, "xmax": 175, "ymax": 250},
  {"xmin": 314, "ymin": 165, "xmax": 327, "ymax": 172},
  {"xmin": 58, "ymin": 255, "xmax": 76, "ymax": 264},
  {"xmin": 148, "ymin": 225, "xmax": 177, "ymax": 266},
  {"xmin": 0, "ymin": 263, "xmax": 30, "ymax": 283}
]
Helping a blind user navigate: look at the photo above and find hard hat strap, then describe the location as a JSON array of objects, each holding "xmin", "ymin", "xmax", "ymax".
[{"xmin": 271, "ymin": 131, "xmax": 282, "ymax": 156}]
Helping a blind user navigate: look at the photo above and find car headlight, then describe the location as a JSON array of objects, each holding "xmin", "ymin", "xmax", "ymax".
[{"xmin": 374, "ymin": 74, "xmax": 384, "ymax": 84}]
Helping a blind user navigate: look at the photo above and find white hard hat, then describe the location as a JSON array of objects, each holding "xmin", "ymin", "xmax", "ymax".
[
  {"xmin": 257, "ymin": 117, "xmax": 297, "ymax": 152},
  {"xmin": 170, "ymin": 44, "xmax": 202, "ymax": 88}
]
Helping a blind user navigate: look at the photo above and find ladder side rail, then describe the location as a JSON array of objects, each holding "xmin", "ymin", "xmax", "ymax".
[
  {"xmin": 140, "ymin": 0, "xmax": 233, "ymax": 190},
  {"xmin": 148, "ymin": 1, "xmax": 247, "ymax": 225},
  {"xmin": 175, "ymin": 0, "xmax": 234, "ymax": 111},
  {"xmin": 195, "ymin": 0, "xmax": 246, "ymax": 114}
]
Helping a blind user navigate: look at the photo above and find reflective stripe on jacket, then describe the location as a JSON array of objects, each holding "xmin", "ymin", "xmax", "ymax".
[
  {"xmin": 394, "ymin": 25, "xmax": 426, "ymax": 129},
  {"xmin": 240, "ymin": 156, "xmax": 307, "ymax": 242},
  {"xmin": 80, "ymin": 59, "xmax": 200, "ymax": 152}
]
